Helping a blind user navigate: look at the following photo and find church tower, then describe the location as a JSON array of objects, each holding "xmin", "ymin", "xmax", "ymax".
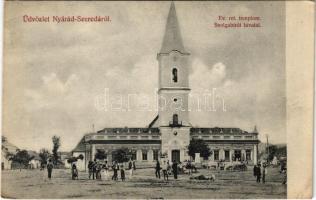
[{"xmin": 157, "ymin": 2, "xmax": 191, "ymax": 162}]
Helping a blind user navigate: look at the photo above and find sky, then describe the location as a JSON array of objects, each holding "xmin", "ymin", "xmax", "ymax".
[{"xmin": 3, "ymin": 1, "xmax": 286, "ymax": 151}]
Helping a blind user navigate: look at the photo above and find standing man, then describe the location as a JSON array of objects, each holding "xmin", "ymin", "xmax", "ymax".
[
  {"xmin": 172, "ymin": 160, "xmax": 178, "ymax": 180},
  {"xmin": 92, "ymin": 159, "xmax": 97, "ymax": 180},
  {"xmin": 133, "ymin": 160, "xmax": 136, "ymax": 171},
  {"xmin": 256, "ymin": 164, "xmax": 262, "ymax": 183},
  {"xmin": 262, "ymin": 164, "xmax": 267, "ymax": 183},
  {"xmin": 47, "ymin": 159, "xmax": 53, "ymax": 179},
  {"xmin": 155, "ymin": 160, "xmax": 161, "ymax": 179},
  {"xmin": 253, "ymin": 164, "xmax": 258, "ymax": 180},
  {"xmin": 112, "ymin": 161, "xmax": 119, "ymax": 181},
  {"xmin": 88, "ymin": 161, "xmax": 93, "ymax": 179},
  {"xmin": 187, "ymin": 160, "xmax": 192, "ymax": 175},
  {"xmin": 120, "ymin": 164, "xmax": 126, "ymax": 181}
]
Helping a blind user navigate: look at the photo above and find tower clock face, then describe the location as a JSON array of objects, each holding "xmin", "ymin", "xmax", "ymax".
[{"xmin": 173, "ymin": 131, "xmax": 178, "ymax": 136}]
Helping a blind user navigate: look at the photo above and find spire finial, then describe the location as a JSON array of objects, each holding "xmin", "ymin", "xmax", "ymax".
[{"xmin": 253, "ymin": 125, "xmax": 258, "ymax": 133}]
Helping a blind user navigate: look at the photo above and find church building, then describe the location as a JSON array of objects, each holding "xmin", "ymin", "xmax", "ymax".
[{"xmin": 72, "ymin": 2, "xmax": 260, "ymax": 171}]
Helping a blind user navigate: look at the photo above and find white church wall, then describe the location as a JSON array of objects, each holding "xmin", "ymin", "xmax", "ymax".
[{"xmin": 73, "ymin": 152, "xmax": 86, "ymax": 171}]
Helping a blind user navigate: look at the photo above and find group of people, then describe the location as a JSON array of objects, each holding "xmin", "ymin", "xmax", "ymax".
[
  {"xmin": 253, "ymin": 163, "xmax": 267, "ymax": 183},
  {"xmin": 155, "ymin": 160, "xmax": 181, "ymax": 180},
  {"xmin": 87, "ymin": 159, "xmax": 136, "ymax": 181},
  {"xmin": 45, "ymin": 158, "xmax": 286, "ymax": 185}
]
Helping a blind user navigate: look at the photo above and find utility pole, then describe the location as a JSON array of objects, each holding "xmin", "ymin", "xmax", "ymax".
[
  {"xmin": 92, "ymin": 124, "xmax": 95, "ymax": 133},
  {"xmin": 266, "ymin": 134, "xmax": 269, "ymax": 161}
]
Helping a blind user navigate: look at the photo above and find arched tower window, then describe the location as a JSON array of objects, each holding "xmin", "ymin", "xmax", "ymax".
[
  {"xmin": 172, "ymin": 68, "xmax": 178, "ymax": 82},
  {"xmin": 173, "ymin": 114, "xmax": 178, "ymax": 125}
]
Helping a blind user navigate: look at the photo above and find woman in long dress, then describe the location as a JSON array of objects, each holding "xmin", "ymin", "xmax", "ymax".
[{"xmin": 103, "ymin": 161, "xmax": 109, "ymax": 180}]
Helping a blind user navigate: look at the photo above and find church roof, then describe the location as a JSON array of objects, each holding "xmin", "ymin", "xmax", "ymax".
[
  {"xmin": 96, "ymin": 127, "xmax": 160, "ymax": 134},
  {"xmin": 159, "ymin": 2, "xmax": 188, "ymax": 54},
  {"xmin": 190, "ymin": 127, "xmax": 257, "ymax": 135},
  {"xmin": 148, "ymin": 115, "xmax": 159, "ymax": 128}
]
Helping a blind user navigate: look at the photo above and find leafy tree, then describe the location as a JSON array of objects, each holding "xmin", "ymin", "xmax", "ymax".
[
  {"xmin": 52, "ymin": 135, "xmax": 60, "ymax": 165},
  {"xmin": 39, "ymin": 148, "xmax": 51, "ymax": 165},
  {"xmin": 112, "ymin": 148, "xmax": 130, "ymax": 163},
  {"xmin": 9, "ymin": 150, "xmax": 34, "ymax": 170},
  {"xmin": 95, "ymin": 149, "xmax": 107, "ymax": 160},
  {"xmin": 267, "ymin": 145, "xmax": 287, "ymax": 161},
  {"xmin": 67, "ymin": 154, "xmax": 84, "ymax": 163},
  {"xmin": 188, "ymin": 139, "xmax": 211, "ymax": 160}
]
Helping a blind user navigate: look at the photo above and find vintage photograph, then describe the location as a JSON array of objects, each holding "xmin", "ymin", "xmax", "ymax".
[{"xmin": 2, "ymin": 1, "xmax": 288, "ymax": 198}]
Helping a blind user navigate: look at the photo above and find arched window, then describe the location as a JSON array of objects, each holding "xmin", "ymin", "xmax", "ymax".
[
  {"xmin": 173, "ymin": 114, "xmax": 178, "ymax": 125},
  {"xmin": 172, "ymin": 68, "xmax": 178, "ymax": 82}
]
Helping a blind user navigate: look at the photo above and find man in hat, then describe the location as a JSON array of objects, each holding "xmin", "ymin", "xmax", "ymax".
[{"xmin": 47, "ymin": 159, "xmax": 54, "ymax": 179}]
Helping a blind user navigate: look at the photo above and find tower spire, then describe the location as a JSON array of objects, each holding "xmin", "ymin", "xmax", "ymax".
[
  {"xmin": 159, "ymin": 2, "xmax": 188, "ymax": 54},
  {"xmin": 253, "ymin": 125, "xmax": 258, "ymax": 133}
]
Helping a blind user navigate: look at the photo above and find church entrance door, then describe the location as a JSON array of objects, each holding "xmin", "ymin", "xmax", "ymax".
[{"xmin": 171, "ymin": 149, "xmax": 180, "ymax": 163}]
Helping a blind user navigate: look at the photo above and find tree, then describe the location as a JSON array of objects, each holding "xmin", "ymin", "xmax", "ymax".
[
  {"xmin": 112, "ymin": 148, "xmax": 130, "ymax": 163},
  {"xmin": 39, "ymin": 148, "xmax": 50, "ymax": 165},
  {"xmin": 267, "ymin": 145, "xmax": 287, "ymax": 161},
  {"xmin": 95, "ymin": 149, "xmax": 107, "ymax": 160},
  {"xmin": 9, "ymin": 150, "xmax": 34, "ymax": 170},
  {"xmin": 67, "ymin": 154, "xmax": 84, "ymax": 164},
  {"xmin": 52, "ymin": 135, "xmax": 60, "ymax": 165},
  {"xmin": 188, "ymin": 139, "xmax": 211, "ymax": 160}
]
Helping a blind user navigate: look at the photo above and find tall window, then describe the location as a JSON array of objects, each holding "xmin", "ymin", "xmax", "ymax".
[
  {"xmin": 172, "ymin": 68, "xmax": 178, "ymax": 82},
  {"xmin": 173, "ymin": 114, "xmax": 178, "ymax": 125},
  {"xmin": 246, "ymin": 150, "xmax": 251, "ymax": 161},
  {"xmin": 131, "ymin": 150, "xmax": 137, "ymax": 161},
  {"xmin": 153, "ymin": 150, "xmax": 159, "ymax": 161},
  {"xmin": 225, "ymin": 150, "xmax": 230, "ymax": 161},
  {"xmin": 214, "ymin": 150, "xmax": 219, "ymax": 161},
  {"xmin": 142, "ymin": 151, "xmax": 148, "ymax": 161}
]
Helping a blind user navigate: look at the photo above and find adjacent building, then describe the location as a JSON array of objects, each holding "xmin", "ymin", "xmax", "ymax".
[
  {"xmin": 1, "ymin": 136, "xmax": 19, "ymax": 170},
  {"xmin": 27, "ymin": 151, "xmax": 41, "ymax": 169}
]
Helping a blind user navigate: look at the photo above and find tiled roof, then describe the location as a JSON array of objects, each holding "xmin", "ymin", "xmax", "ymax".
[
  {"xmin": 2, "ymin": 136, "xmax": 19, "ymax": 154},
  {"xmin": 72, "ymin": 137, "xmax": 86, "ymax": 152},
  {"xmin": 89, "ymin": 126, "xmax": 255, "ymax": 136},
  {"xmin": 58, "ymin": 151, "xmax": 72, "ymax": 157},
  {"xmin": 97, "ymin": 127, "xmax": 160, "ymax": 135},
  {"xmin": 27, "ymin": 150, "xmax": 40, "ymax": 160},
  {"xmin": 148, "ymin": 115, "xmax": 159, "ymax": 128},
  {"xmin": 190, "ymin": 127, "xmax": 256, "ymax": 135}
]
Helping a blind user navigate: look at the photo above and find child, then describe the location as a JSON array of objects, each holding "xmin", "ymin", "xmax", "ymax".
[
  {"xmin": 72, "ymin": 163, "xmax": 78, "ymax": 180},
  {"xmin": 120, "ymin": 164, "xmax": 126, "ymax": 181}
]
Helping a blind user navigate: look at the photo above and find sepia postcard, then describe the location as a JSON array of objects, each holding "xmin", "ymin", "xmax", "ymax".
[{"xmin": 1, "ymin": 1, "xmax": 314, "ymax": 199}]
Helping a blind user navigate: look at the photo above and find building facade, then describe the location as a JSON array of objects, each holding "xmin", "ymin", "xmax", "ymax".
[{"xmin": 72, "ymin": 2, "xmax": 260, "ymax": 171}]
